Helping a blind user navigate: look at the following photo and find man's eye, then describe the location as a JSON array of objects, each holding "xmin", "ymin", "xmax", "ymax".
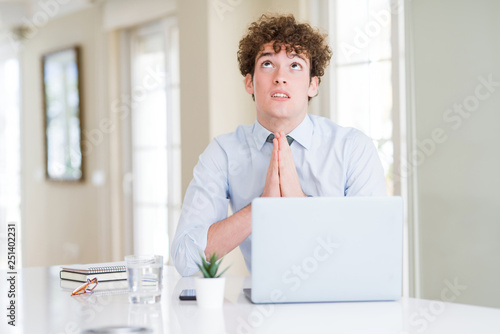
[
  {"xmin": 262, "ymin": 61, "xmax": 273, "ymax": 68},
  {"xmin": 291, "ymin": 63, "xmax": 302, "ymax": 70}
]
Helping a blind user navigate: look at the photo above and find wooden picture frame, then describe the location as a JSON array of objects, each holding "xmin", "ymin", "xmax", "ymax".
[{"xmin": 42, "ymin": 46, "xmax": 84, "ymax": 181}]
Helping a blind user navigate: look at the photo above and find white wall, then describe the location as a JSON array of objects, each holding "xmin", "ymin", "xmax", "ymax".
[
  {"xmin": 178, "ymin": 0, "xmax": 211, "ymax": 197},
  {"xmin": 20, "ymin": 5, "xmax": 111, "ymax": 266},
  {"xmin": 411, "ymin": 0, "xmax": 500, "ymax": 308},
  {"xmin": 207, "ymin": 0, "xmax": 256, "ymax": 138}
]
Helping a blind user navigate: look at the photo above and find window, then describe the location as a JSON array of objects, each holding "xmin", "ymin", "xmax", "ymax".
[
  {"xmin": 332, "ymin": 0, "xmax": 397, "ymax": 195},
  {"xmin": 124, "ymin": 19, "xmax": 181, "ymax": 259},
  {"xmin": 310, "ymin": 0, "xmax": 408, "ymax": 294},
  {"xmin": 0, "ymin": 53, "xmax": 21, "ymax": 269}
]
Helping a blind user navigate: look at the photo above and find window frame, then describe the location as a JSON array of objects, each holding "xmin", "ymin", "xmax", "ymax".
[{"xmin": 119, "ymin": 17, "xmax": 181, "ymax": 262}]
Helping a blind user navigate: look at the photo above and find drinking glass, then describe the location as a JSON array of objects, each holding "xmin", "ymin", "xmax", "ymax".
[{"xmin": 125, "ymin": 255, "xmax": 163, "ymax": 304}]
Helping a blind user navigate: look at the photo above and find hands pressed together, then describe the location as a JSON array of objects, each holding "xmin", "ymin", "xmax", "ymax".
[
  {"xmin": 262, "ymin": 130, "xmax": 306, "ymax": 198},
  {"xmin": 203, "ymin": 130, "xmax": 306, "ymax": 261}
]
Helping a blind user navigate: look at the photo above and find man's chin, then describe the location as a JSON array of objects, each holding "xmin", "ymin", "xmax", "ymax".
[
  {"xmin": 258, "ymin": 109, "xmax": 306, "ymax": 123},
  {"xmin": 263, "ymin": 111, "xmax": 292, "ymax": 120}
]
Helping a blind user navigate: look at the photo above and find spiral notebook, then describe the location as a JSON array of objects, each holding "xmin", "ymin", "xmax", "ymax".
[
  {"xmin": 61, "ymin": 261, "xmax": 126, "ymax": 274},
  {"xmin": 60, "ymin": 261, "xmax": 127, "ymax": 282}
]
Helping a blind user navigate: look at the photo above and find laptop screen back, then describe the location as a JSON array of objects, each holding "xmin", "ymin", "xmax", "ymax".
[{"xmin": 250, "ymin": 197, "xmax": 403, "ymax": 303}]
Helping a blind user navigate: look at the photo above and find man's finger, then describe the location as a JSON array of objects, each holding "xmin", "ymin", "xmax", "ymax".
[
  {"xmin": 277, "ymin": 130, "xmax": 305, "ymax": 197},
  {"xmin": 262, "ymin": 137, "xmax": 281, "ymax": 197}
]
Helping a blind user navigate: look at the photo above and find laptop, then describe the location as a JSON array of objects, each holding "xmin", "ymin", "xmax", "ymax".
[{"xmin": 245, "ymin": 196, "xmax": 403, "ymax": 304}]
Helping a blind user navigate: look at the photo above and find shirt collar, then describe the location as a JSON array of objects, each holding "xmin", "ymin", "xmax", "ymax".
[
  {"xmin": 251, "ymin": 115, "xmax": 314, "ymax": 151},
  {"xmin": 252, "ymin": 121, "xmax": 273, "ymax": 151},
  {"xmin": 288, "ymin": 115, "xmax": 313, "ymax": 150}
]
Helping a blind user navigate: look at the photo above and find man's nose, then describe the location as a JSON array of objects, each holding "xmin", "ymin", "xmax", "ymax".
[{"xmin": 273, "ymin": 67, "xmax": 287, "ymax": 84}]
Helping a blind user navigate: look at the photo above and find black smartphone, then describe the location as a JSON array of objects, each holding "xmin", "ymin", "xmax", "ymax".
[{"xmin": 179, "ymin": 289, "xmax": 197, "ymax": 300}]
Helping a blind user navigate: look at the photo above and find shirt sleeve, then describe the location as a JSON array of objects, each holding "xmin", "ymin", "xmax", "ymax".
[
  {"xmin": 344, "ymin": 132, "xmax": 388, "ymax": 197},
  {"xmin": 170, "ymin": 139, "xmax": 230, "ymax": 276}
]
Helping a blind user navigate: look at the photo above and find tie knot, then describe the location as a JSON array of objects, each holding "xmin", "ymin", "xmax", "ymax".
[{"xmin": 266, "ymin": 134, "xmax": 294, "ymax": 145}]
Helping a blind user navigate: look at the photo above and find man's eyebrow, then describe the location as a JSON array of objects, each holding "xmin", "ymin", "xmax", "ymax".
[
  {"xmin": 291, "ymin": 53, "xmax": 307, "ymax": 62},
  {"xmin": 256, "ymin": 51, "xmax": 308, "ymax": 62},
  {"xmin": 256, "ymin": 52, "xmax": 274, "ymax": 61}
]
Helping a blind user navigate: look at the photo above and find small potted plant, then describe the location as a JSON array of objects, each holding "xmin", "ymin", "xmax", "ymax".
[{"xmin": 195, "ymin": 252, "xmax": 229, "ymax": 308}]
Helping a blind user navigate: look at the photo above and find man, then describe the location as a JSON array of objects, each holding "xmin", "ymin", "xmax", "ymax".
[{"xmin": 171, "ymin": 14, "xmax": 387, "ymax": 276}]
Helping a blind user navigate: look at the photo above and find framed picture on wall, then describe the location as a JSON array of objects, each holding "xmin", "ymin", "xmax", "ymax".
[{"xmin": 42, "ymin": 46, "xmax": 84, "ymax": 181}]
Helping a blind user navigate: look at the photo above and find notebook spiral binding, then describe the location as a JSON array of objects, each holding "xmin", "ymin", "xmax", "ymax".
[{"xmin": 87, "ymin": 265, "xmax": 126, "ymax": 273}]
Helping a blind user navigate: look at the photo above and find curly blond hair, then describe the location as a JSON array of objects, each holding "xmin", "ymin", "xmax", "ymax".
[{"xmin": 237, "ymin": 14, "xmax": 332, "ymax": 86}]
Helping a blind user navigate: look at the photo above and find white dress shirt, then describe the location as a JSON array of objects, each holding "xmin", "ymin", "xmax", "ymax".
[{"xmin": 171, "ymin": 114, "xmax": 387, "ymax": 276}]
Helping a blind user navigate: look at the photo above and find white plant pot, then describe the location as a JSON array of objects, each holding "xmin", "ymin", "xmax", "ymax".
[{"xmin": 194, "ymin": 277, "xmax": 226, "ymax": 308}]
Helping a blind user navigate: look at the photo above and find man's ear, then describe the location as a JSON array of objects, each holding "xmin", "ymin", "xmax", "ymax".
[
  {"xmin": 308, "ymin": 76, "xmax": 319, "ymax": 98},
  {"xmin": 244, "ymin": 73, "xmax": 254, "ymax": 95}
]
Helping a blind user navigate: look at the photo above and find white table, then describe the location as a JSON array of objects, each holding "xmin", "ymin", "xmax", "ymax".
[{"xmin": 2, "ymin": 265, "xmax": 500, "ymax": 333}]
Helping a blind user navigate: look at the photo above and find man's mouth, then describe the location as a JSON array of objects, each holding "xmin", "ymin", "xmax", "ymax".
[{"xmin": 271, "ymin": 93, "xmax": 290, "ymax": 98}]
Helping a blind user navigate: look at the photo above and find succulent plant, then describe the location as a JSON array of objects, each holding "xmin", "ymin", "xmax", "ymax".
[{"xmin": 197, "ymin": 252, "xmax": 230, "ymax": 278}]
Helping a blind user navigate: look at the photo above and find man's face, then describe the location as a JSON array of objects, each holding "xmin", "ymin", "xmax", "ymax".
[{"xmin": 245, "ymin": 42, "xmax": 318, "ymax": 129}]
